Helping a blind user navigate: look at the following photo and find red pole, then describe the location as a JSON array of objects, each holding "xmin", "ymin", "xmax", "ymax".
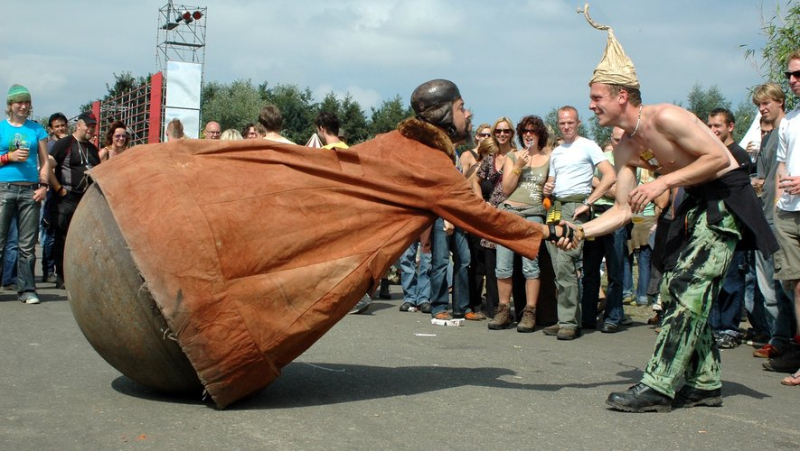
[{"xmin": 149, "ymin": 72, "xmax": 164, "ymax": 143}]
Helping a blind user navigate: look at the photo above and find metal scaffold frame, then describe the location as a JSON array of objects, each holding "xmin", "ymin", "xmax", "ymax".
[{"xmin": 156, "ymin": 1, "xmax": 207, "ymax": 77}]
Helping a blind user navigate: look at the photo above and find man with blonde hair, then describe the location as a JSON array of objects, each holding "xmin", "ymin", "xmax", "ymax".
[{"xmin": 561, "ymin": 8, "xmax": 777, "ymax": 411}]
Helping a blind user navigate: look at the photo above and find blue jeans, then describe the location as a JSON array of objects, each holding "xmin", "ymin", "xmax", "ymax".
[
  {"xmin": 582, "ymin": 226, "xmax": 626, "ymax": 327},
  {"xmin": 399, "ymin": 241, "xmax": 431, "ymax": 305},
  {"xmin": 497, "ymin": 215, "xmax": 543, "ymax": 279},
  {"xmin": 634, "ymin": 246, "xmax": 652, "ymax": 305},
  {"xmin": 0, "ymin": 184, "xmax": 40, "ymax": 294},
  {"xmin": 623, "ymin": 251, "xmax": 634, "ymax": 299},
  {"xmin": 755, "ymin": 246, "xmax": 796, "ymax": 348},
  {"xmin": 709, "ymin": 250, "xmax": 746, "ymax": 333},
  {"xmin": 430, "ymin": 218, "xmax": 471, "ymax": 316},
  {"xmin": 40, "ymin": 198, "xmax": 55, "ymax": 278},
  {"xmin": 2, "ymin": 215, "xmax": 18, "ymax": 286}
]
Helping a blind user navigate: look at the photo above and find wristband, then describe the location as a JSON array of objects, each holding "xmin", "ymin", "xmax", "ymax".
[
  {"xmin": 1, "ymin": 154, "xmax": 8, "ymax": 164},
  {"xmin": 513, "ymin": 167, "xmax": 522, "ymax": 175},
  {"xmin": 38, "ymin": 183, "xmax": 49, "ymax": 189}
]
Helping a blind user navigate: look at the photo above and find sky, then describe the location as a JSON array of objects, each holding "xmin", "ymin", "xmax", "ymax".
[{"xmin": 0, "ymin": 0, "xmax": 783, "ymax": 130}]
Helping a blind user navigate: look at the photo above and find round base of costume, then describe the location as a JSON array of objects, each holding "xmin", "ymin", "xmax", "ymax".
[{"xmin": 65, "ymin": 184, "xmax": 202, "ymax": 394}]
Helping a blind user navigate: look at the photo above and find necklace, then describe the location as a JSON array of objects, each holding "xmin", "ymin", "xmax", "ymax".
[{"xmin": 630, "ymin": 105, "xmax": 643, "ymax": 137}]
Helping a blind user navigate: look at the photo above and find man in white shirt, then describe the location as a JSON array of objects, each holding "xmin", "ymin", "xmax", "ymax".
[
  {"xmin": 543, "ymin": 106, "xmax": 615, "ymax": 340},
  {"xmin": 772, "ymin": 49, "xmax": 800, "ymax": 381}
]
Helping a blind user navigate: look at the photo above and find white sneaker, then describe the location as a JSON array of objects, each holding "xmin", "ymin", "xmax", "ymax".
[
  {"xmin": 19, "ymin": 292, "xmax": 40, "ymax": 304},
  {"xmin": 348, "ymin": 294, "xmax": 372, "ymax": 315}
]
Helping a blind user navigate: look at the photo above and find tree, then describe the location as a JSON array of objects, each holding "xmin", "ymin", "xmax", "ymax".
[
  {"xmin": 685, "ymin": 84, "xmax": 730, "ymax": 124},
  {"xmin": 263, "ymin": 83, "xmax": 316, "ymax": 144},
  {"xmin": 369, "ymin": 95, "xmax": 413, "ymax": 136},
  {"xmin": 744, "ymin": 1, "xmax": 800, "ymax": 109},
  {"xmin": 339, "ymin": 94, "xmax": 369, "ymax": 144},
  {"xmin": 733, "ymin": 100, "xmax": 757, "ymax": 144},
  {"xmin": 588, "ymin": 115, "xmax": 612, "ymax": 148},
  {"xmin": 200, "ymin": 79, "xmax": 263, "ymax": 133}
]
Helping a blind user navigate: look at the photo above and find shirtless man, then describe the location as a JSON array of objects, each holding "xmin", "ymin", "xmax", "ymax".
[{"xmin": 562, "ymin": 13, "xmax": 777, "ymax": 412}]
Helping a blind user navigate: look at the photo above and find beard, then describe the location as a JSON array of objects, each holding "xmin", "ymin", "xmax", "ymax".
[{"xmin": 450, "ymin": 116, "xmax": 472, "ymax": 145}]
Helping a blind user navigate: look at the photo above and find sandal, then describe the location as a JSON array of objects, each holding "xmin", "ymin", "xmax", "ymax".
[{"xmin": 780, "ymin": 372, "xmax": 800, "ymax": 386}]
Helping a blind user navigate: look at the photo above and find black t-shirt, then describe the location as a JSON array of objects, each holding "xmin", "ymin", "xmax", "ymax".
[
  {"xmin": 727, "ymin": 142, "xmax": 751, "ymax": 174},
  {"xmin": 50, "ymin": 136, "xmax": 101, "ymax": 193}
]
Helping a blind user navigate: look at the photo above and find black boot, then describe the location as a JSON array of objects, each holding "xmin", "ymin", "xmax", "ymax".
[
  {"xmin": 606, "ymin": 383, "xmax": 672, "ymax": 413},
  {"xmin": 672, "ymin": 386, "xmax": 722, "ymax": 408},
  {"xmin": 378, "ymin": 278, "xmax": 391, "ymax": 299}
]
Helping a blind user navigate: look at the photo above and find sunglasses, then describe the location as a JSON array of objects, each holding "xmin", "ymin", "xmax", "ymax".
[
  {"xmin": 494, "ymin": 129, "xmax": 512, "ymax": 135},
  {"xmin": 113, "ymin": 134, "xmax": 128, "ymax": 139},
  {"xmin": 477, "ymin": 132, "xmax": 491, "ymax": 137},
  {"xmin": 786, "ymin": 70, "xmax": 800, "ymax": 80},
  {"xmin": 521, "ymin": 128, "xmax": 537, "ymax": 134}
]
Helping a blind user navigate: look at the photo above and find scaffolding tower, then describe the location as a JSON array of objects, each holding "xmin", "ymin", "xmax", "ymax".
[{"xmin": 156, "ymin": 1, "xmax": 207, "ymax": 76}]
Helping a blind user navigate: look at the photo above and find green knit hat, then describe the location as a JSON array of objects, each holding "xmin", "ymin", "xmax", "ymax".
[{"xmin": 7, "ymin": 84, "xmax": 31, "ymax": 104}]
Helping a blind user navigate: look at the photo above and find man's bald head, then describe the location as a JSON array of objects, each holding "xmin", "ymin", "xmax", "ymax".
[{"xmin": 204, "ymin": 121, "xmax": 221, "ymax": 139}]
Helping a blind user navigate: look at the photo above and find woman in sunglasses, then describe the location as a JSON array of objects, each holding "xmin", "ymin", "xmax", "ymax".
[
  {"xmin": 471, "ymin": 116, "xmax": 516, "ymax": 320},
  {"xmin": 489, "ymin": 115, "xmax": 552, "ymax": 332},
  {"xmin": 99, "ymin": 121, "xmax": 130, "ymax": 161}
]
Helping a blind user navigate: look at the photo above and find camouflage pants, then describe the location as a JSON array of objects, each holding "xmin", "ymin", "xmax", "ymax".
[{"xmin": 641, "ymin": 200, "xmax": 741, "ymax": 398}]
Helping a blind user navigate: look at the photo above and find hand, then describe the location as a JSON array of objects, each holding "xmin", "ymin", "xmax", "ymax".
[
  {"xmin": 751, "ymin": 177, "xmax": 764, "ymax": 196},
  {"xmin": 573, "ymin": 204, "xmax": 590, "ymax": 220},
  {"xmin": 443, "ymin": 220, "xmax": 455, "ymax": 235},
  {"xmin": 629, "ymin": 178, "xmax": 668, "ymax": 214},
  {"xmin": 515, "ymin": 153, "xmax": 529, "ymax": 169},
  {"xmin": 554, "ymin": 220, "xmax": 582, "ymax": 250},
  {"xmin": 11, "ymin": 148, "xmax": 29, "ymax": 162},
  {"xmin": 779, "ymin": 176, "xmax": 800, "ymax": 196},
  {"xmin": 33, "ymin": 186, "xmax": 47, "ymax": 202},
  {"xmin": 543, "ymin": 181, "xmax": 555, "ymax": 196}
]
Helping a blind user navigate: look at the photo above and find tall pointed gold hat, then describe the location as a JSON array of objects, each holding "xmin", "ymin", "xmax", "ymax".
[{"xmin": 580, "ymin": 3, "xmax": 640, "ymax": 89}]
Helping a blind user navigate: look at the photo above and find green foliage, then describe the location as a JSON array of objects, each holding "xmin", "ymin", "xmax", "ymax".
[
  {"xmin": 744, "ymin": 1, "xmax": 800, "ymax": 109},
  {"xmin": 313, "ymin": 92, "xmax": 370, "ymax": 144},
  {"xmin": 589, "ymin": 115, "xmax": 612, "ymax": 148},
  {"xmin": 262, "ymin": 84, "xmax": 316, "ymax": 144},
  {"xmin": 339, "ymin": 94, "xmax": 370, "ymax": 144},
  {"xmin": 733, "ymin": 100, "xmax": 757, "ymax": 144},
  {"xmin": 369, "ymin": 95, "xmax": 413, "ymax": 136},
  {"xmin": 200, "ymin": 79, "xmax": 263, "ymax": 135},
  {"xmin": 686, "ymin": 84, "xmax": 730, "ymax": 123}
]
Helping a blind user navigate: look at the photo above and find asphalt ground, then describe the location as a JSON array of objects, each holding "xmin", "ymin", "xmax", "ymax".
[{"xmin": 2, "ymin": 283, "xmax": 799, "ymax": 450}]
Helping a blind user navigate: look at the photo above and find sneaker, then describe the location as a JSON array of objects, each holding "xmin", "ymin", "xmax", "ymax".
[
  {"xmin": 399, "ymin": 302, "xmax": 413, "ymax": 312},
  {"xmin": 753, "ymin": 344, "xmax": 781, "ymax": 359},
  {"xmin": 19, "ymin": 292, "xmax": 40, "ymax": 305},
  {"xmin": 606, "ymin": 383, "xmax": 672, "ymax": 413},
  {"xmin": 715, "ymin": 333, "xmax": 739, "ymax": 350},
  {"xmin": 46, "ymin": 273, "xmax": 58, "ymax": 284},
  {"xmin": 464, "ymin": 311, "xmax": 486, "ymax": 321},
  {"xmin": 516, "ymin": 306, "xmax": 536, "ymax": 333},
  {"xmin": 418, "ymin": 302, "xmax": 432, "ymax": 314},
  {"xmin": 348, "ymin": 294, "xmax": 372, "ymax": 315},
  {"xmin": 622, "ymin": 295, "xmax": 634, "ymax": 305},
  {"xmin": 433, "ymin": 311, "xmax": 452, "ymax": 321}
]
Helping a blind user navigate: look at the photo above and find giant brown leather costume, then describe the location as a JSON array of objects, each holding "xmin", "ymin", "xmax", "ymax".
[{"xmin": 71, "ymin": 118, "xmax": 543, "ymax": 407}]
